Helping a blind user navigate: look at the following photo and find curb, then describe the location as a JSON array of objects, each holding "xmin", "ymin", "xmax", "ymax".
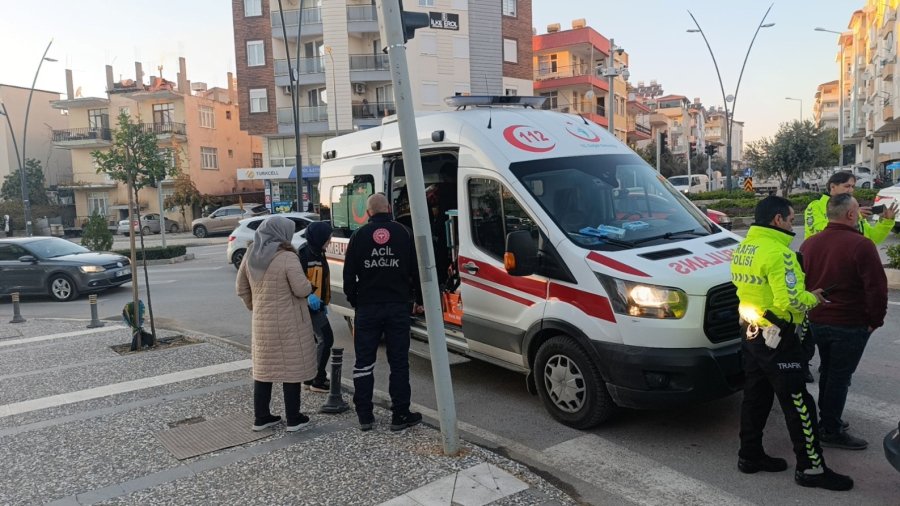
[
  {"xmin": 886, "ymin": 268, "xmax": 900, "ymax": 290},
  {"xmin": 138, "ymin": 253, "xmax": 195, "ymax": 267}
]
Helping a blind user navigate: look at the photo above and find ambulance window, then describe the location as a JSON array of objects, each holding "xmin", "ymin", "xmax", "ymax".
[{"xmin": 329, "ymin": 175, "xmax": 374, "ymax": 239}]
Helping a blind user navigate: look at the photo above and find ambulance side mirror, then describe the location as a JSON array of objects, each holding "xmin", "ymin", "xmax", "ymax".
[{"xmin": 504, "ymin": 230, "xmax": 537, "ymax": 276}]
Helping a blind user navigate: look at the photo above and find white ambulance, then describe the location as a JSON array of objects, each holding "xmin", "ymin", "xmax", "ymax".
[{"xmin": 319, "ymin": 96, "xmax": 743, "ymax": 429}]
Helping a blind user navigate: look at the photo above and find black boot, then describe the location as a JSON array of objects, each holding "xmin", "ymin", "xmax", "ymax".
[
  {"xmin": 253, "ymin": 381, "xmax": 282, "ymax": 430},
  {"xmin": 794, "ymin": 467, "xmax": 854, "ymax": 491},
  {"xmin": 738, "ymin": 454, "xmax": 788, "ymax": 474}
]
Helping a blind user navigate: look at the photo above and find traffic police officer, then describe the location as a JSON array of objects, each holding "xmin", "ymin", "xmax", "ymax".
[
  {"xmin": 343, "ymin": 193, "xmax": 422, "ymax": 432},
  {"xmin": 732, "ymin": 195, "xmax": 853, "ymax": 491},
  {"xmin": 804, "ymin": 171, "xmax": 895, "ymax": 242}
]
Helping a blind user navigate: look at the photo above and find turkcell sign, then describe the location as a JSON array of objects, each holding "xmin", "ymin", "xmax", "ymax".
[{"xmin": 429, "ymin": 11, "xmax": 459, "ymax": 30}]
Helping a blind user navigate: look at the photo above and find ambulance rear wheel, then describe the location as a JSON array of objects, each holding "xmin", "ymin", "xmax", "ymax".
[{"xmin": 534, "ymin": 335, "xmax": 614, "ymax": 429}]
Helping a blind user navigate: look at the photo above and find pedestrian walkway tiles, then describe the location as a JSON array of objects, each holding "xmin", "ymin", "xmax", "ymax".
[
  {"xmin": 0, "ymin": 325, "xmax": 125, "ymax": 347},
  {"xmin": 379, "ymin": 463, "xmax": 529, "ymax": 506},
  {"xmin": 156, "ymin": 413, "xmax": 273, "ymax": 460}
]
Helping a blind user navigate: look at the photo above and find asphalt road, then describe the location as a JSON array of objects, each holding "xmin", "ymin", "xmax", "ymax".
[{"xmin": 6, "ymin": 238, "xmax": 900, "ymax": 505}]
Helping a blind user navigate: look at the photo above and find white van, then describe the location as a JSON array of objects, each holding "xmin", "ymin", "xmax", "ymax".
[
  {"xmin": 667, "ymin": 174, "xmax": 709, "ymax": 194},
  {"xmin": 319, "ymin": 96, "xmax": 743, "ymax": 428}
]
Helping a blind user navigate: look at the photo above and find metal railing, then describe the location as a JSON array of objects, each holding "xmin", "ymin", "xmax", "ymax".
[
  {"xmin": 271, "ymin": 7, "xmax": 322, "ymax": 28},
  {"xmin": 534, "ymin": 63, "xmax": 596, "ymax": 81},
  {"xmin": 630, "ymin": 122, "xmax": 651, "ymax": 135},
  {"xmin": 349, "ymin": 54, "xmax": 390, "ymax": 71},
  {"xmin": 352, "ymin": 101, "xmax": 396, "ymax": 119},
  {"xmin": 277, "ymin": 106, "xmax": 329, "ymax": 124},
  {"xmin": 274, "ymin": 57, "xmax": 325, "ymax": 76},
  {"xmin": 140, "ymin": 122, "xmax": 186, "ymax": 135},
  {"xmin": 52, "ymin": 127, "xmax": 112, "ymax": 143},
  {"xmin": 347, "ymin": 4, "xmax": 377, "ymax": 21}
]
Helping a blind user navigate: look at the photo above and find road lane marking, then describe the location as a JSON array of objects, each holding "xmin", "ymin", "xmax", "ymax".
[
  {"xmin": 0, "ymin": 359, "xmax": 251, "ymax": 419},
  {"xmin": 888, "ymin": 301, "xmax": 900, "ymax": 306},
  {"xmin": 0, "ymin": 326, "xmax": 126, "ymax": 348}
]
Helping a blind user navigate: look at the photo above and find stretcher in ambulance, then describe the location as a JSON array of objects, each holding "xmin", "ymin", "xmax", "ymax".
[{"xmin": 319, "ymin": 96, "xmax": 743, "ymax": 428}]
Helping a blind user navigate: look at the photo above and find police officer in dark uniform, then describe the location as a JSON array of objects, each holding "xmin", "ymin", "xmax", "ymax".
[{"xmin": 344, "ymin": 193, "xmax": 422, "ymax": 432}]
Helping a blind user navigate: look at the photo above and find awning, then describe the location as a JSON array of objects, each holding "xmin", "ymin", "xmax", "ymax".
[
  {"xmin": 887, "ymin": 162, "xmax": 900, "ymax": 171},
  {"xmin": 237, "ymin": 165, "xmax": 320, "ymax": 181}
]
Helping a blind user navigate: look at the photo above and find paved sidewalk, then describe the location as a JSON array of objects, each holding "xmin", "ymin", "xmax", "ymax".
[{"xmin": 0, "ymin": 318, "xmax": 574, "ymax": 506}]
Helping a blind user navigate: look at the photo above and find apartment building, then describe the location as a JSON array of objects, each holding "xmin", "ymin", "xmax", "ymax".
[
  {"xmin": 532, "ymin": 20, "xmax": 629, "ymax": 139},
  {"xmin": 814, "ymin": 80, "xmax": 841, "ymax": 130},
  {"xmin": 231, "ymin": 0, "xmax": 532, "ymax": 210},
  {"xmin": 51, "ymin": 59, "xmax": 260, "ymax": 229},
  {"xmin": 704, "ymin": 107, "xmax": 744, "ymax": 171},
  {"xmin": 0, "ymin": 84, "xmax": 71, "ymax": 188}
]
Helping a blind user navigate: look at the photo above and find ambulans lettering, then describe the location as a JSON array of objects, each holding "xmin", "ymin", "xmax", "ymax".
[
  {"xmin": 669, "ymin": 249, "xmax": 735, "ymax": 274},
  {"xmin": 326, "ymin": 241, "xmax": 348, "ymax": 258}
]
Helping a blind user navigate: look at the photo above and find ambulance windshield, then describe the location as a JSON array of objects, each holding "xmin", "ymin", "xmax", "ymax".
[{"xmin": 511, "ymin": 154, "xmax": 717, "ymax": 250}]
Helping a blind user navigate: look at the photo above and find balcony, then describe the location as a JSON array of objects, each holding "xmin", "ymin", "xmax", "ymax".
[
  {"xmin": 533, "ymin": 63, "xmax": 608, "ymax": 92},
  {"xmin": 277, "ymin": 106, "xmax": 329, "ymax": 135},
  {"xmin": 274, "ymin": 58, "xmax": 326, "ymax": 86},
  {"xmin": 140, "ymin": 122, "xmax": 187, "ymax": 140},
  {"xmin": 52, "ymin": 127, "xmax": 112, "ymax": 149},
  {"xmin": 626, "ymin": 121, "xmax": 652, "ymax": 141},
  {"xmin": 347, "ymin": 4, "xmax": 379, "ymax": 32},
  {"xmin": 271, "ymin": 7, "xmax": 323, "ymax": 38},
  {"xmin": 546, "ymin": 105, "xmax": 608, "ymax": 127},
  {"xmin": 352, "ymin": 101, "xmax": 395, "ymax": 129},
  {"xmin": 884, "ymin": 62, "xmax": 895, "ymax": 81},
  {"xmin": 649, "ymin": 113, "xmax": 669, "ymax": 126},
  {"xmin": 885, "ymin": 105, "xmax": 894, "ymax": 122},
  {"xmin": 349, "ymin": 54, "xmax": 391, "ymax": 82}
]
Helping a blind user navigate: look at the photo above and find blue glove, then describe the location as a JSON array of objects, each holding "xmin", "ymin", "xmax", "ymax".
[{"xmin": 307, "ymin": 294, "xmax": 322, "ymax": 311}]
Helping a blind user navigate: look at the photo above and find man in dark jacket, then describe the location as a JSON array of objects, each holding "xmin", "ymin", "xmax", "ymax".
[
  {"xmin": 800, "ymin": 193, "xmax": 888, "ymax": 451},
  {"xmin": 298, "ymin": 221, "xmax": 335, "ymax": 393},
  {"xmin": 343, "ymin": 193, "xmax": 421, "ymax": 432}
]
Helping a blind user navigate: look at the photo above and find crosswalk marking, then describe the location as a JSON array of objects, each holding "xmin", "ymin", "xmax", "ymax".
[
  {"xmin": 0, "ymin": 359, "xmax": 251, "ymax": 419},
  {"xmin": 0, "ymin": 326, "xmax": 126, "ymax": 348}
]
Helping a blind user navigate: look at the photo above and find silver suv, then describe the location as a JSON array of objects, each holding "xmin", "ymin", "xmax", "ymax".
[{"xmin": 192, "ymin": 204, "xmax": 268, "ymax": 238}]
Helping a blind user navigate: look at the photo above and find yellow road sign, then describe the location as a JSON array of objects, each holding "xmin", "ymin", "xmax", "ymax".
[{"xmin": 743, "ymin": 176, "xmax": 753, "ymax": 192}]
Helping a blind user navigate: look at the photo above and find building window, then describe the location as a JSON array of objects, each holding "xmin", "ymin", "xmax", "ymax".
[
  {"xmin": 88, "ymin": 192, "xmax": 109, "ymax": 217},
  {"xmin": 247, "ymin": 40, "xmax": 265, "ymax": 67},
  {"xmin": 452, "ymin": 36, "xmax": 470, "ymax": 59},
  {"xmin": 540, "ymin": 91, "xmax": 558, "ymax": 110},
  {"xmin": 422, "ymin": 82, "xmax": 440, "ymax": 105},
  {"xmin": 503, "ymin": 38, "xmax": 518, "ymax": 63},
  {"xmin": 201, "ymin": 147, "xmax": 219, "ymax": 170},
  {"xmin": 505, "ymin": 88, "xmax": 517, "ymax": 96},
  {"xmin": 88, "ymin": 108, "xmax": 109, "ymax": 129},
  {"xmin": 228, "ymin": 149, "xmax": 234, "ymax": 158},
  {"xmin": 418, "ymin": 0, "xmax": 435, "ymax": 5},
  {"xmin": 252, "ymin": 152, "xmax": 263, "ymax": 168},
  {"xmin": 199, "ymin": 106, "xmax": 215, "ymax": 128},
  {"xmin": 160, "ymin": 187, "xmax": 176, "ymax": 211},
  {"xmin": 226, "ymin": 110, "xmax": 232, "ymax": 120},
  {"xmin": 502, "ymin": 0, "xmax": 516, "ymax": 17},
  {"xmin": 249, "ymin": 88, "xmax": 268, "ymax": 113},
  {"xmin": 418, "ymin": 33, "xmax": 437, "ymax": 56},
  {"xmin": 153, "ymin": 103, "xmax": 175, "ymax": 124},
  {"xmin": 268, "ymin": 138, "xmax": 296, "ymax": 167},
  {"xmin": 244, "ymin": 0, "xmax": 261, "ymax": 17},
  {"xmin": 538, "ymin": 54, "xmax": 558, "ymax": 75}
]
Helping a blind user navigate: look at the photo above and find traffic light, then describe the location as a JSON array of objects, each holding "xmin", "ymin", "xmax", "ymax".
[
  {"xmin": 690, "ymin": 142, "xmax": 697, "ymax": 158},
  {"xmin": 706, "ymin": 144, "xmax": 718, "ymax": 157},
  {"xmin": 399, "ymin": 0, "xmax": 430, "ymax": 42},
  {"xmin": 660, "ymin": 132, "xmax": 669, "ymax": 153},
  {"xmin": 867, "ymin": 136, "xmax": 875, "ymax": 149}
]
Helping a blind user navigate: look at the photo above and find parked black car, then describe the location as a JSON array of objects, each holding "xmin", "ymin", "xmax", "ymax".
[{"xmin": 0, "ymin": 237, "xmax": 131, "ymax": 302}]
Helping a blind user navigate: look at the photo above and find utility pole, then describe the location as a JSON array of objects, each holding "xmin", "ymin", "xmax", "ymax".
[
  {"xmin": 656, "ymin": 130, "xmax": 661, "ymax": 172},
  {"xmin": 376, "ymin": 0, "xmax": 459, "ymax": 456}
]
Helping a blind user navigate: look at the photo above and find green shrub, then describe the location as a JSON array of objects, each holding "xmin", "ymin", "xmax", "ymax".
[
  {"xmin": 81, "ymin": 213, "xmax": 114, "ymax": 252},
  {"xmin": 688, "ymin": 190, "xmax": 756, "ymax": 201},
  {"xmin": 854, "ymin": 188, "xmax": 878, "ymax": 203},
  {"xmin": 887, "ymin": 244, "xmax": 900, "ymax": 269},
  {"xmin": 114, "ymin": 245, "xmax": 187, "ymax": 261}
]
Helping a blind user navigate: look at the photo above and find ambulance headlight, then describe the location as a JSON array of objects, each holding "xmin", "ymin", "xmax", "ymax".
[{"xmin": 597, "ymin": 274, "xmax": 688, "ymax": 319}]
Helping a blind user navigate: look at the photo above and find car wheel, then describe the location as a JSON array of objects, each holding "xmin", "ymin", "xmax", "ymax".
[
  {"xmin": 48, "ymin": 274, "xmax": 78, "ymax": 302},
  {"xmin": 231, "ymin": 249, "xmax": 246, "ymax": 270},
  {"xmin": 194, "ymin": 225, "xmax": 208, "ymax": 238},
  {"xmin": 534, "ymin": 335, "xmax": 614, "ymax": 429},
  {"xmin": 141, "ymin": 226, "xmax": 152, "ymax": 236},
  {"xmin": 168, "ymin": 223, "xmax": 180, "ymax": 233}
]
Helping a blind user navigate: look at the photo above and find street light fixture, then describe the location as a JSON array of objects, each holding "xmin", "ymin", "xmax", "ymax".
[
  {"xmin": 19, "ymin": 40, "xmax": 56, "ymax": 236},
  {"xmin": 785, "ymin": 96, "xmax": 803, "ymax": 120},
  {"xmin": 815, "ymin": 27, "xmax": 847, "ymax": 166},
  {"xmin": 687, "ymin": 4, "xmax": 775, "ymax": 192},
  {"xmin": 599, "ymin": 38, "xmax": 630, "ymax": 139}
]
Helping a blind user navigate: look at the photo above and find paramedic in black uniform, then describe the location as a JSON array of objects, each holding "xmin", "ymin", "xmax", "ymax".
[{"xmin": 343, "ymin": 193, "xmax": 422, "ymax": 432}]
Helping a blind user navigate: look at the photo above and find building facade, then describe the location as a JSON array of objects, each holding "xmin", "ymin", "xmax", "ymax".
[
  {"xmin": 0, "ymin": 85, "xmax": 72, "ymax": 188},
  {"xmin": 231, "ymin": 0, "xmax": 532, "ymax": 210},
  {"xmin": 52, "ymin": 59, "xmax": 260, "ymax": 229},
  {"xmin": 813, "ymin": 79, "xmax": 841, "ymax": 130}
]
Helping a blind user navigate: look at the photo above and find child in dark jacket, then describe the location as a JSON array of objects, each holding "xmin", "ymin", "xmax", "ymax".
[{"xmin": 298, "ymin": 222, "xmax": 336, "ymax": 392}]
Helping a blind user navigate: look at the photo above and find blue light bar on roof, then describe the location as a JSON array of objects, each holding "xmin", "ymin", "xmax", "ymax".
[{"xmin": 443, "ymin": 95, "xmax": 547, "ymax": 109}]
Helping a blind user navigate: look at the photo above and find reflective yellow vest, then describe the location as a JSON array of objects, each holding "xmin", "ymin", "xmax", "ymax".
[
  {"xmin": 731, "ymin": 225, "xmax": 818, "ymax": 327},
  {"xmin": 803, "ymin": 194, "xmax": 893, "ymax": 243}
]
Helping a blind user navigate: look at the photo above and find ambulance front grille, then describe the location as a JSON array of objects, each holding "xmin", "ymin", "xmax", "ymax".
[{"xmin": 704, "ymin": 283, "xmax": 740, "ymax": 343}]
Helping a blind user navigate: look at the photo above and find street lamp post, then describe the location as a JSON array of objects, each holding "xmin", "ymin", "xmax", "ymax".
[
  {"xmin": 276, "ymin": 0, "xmax": 305, "ymax": 211},
  {"xmin": 19, "ymin": 39, "xmax": 57, "ymax": 236},
  {"xmin": 688, "ymin": 5, "xmax": 774, "ymax": 191},
  {"xmin": 785, "ymin": 97, "xmax": 803, "ymax": 120},
  {"xmin": 815, "ymin": 27, "xmax": 847, "ymax": 166},
  {"xmin": 601, "ymin": 38, "xmax": 630, "ymax": 139}
]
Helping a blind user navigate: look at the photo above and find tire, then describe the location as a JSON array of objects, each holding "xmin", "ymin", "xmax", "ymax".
[
  {"xmin": 193, "ymin": 225, "xmax": 208, "ymax": 238},
  {"xmin": 231, "ymin": 249, "xmax": 246, "ymax": 270},
  {"xmin": 48, "ymin": 274, "xmax": 78, "ymax": 302},
  {"xmin": 168, "ymin": 223, "xmax": 180, "ymax": 233},
  {"xmin": 534, "ymin": 335, "xmax": 614, "ymax": 429},
  {"xmin": 141, "ymin": 226, "xmax": 152, "ymax": 236}
]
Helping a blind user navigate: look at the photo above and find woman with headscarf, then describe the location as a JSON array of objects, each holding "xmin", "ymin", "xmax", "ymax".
[{"xmin": 236, "ymin": 215, "xmax": 317, "ymax": 432}]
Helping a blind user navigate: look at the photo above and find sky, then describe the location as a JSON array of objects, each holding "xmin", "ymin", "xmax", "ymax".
[{"xmin": 0, "ymin": 0, "xmax": 862, "ymax": 143}]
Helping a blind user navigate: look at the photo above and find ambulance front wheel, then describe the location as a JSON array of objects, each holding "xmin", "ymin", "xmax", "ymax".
[{"xmin": 534, "ymin": 335, "xmax": 614, "ymax": 429}]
